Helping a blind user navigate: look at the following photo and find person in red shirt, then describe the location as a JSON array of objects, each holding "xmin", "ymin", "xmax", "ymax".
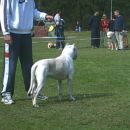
[{"xmin": 100, "ymin": 14, "xmax": 109, "ymax": 47}]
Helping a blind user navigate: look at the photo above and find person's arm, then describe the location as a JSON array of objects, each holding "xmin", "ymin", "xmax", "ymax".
[
  {"xmin": 33, "ymin": 3, "xmax": 53, "ymax": 21},
  {"xmin": 0, "ymin": 0, "xmax": 12, "ymax": 44},
  {"xmin": 54, "ymin": 14, "xmax": 61, "ymax": 25},
  {"xmin": 88, "ymin": 16, "xmax": 93, "ymax": 29}
]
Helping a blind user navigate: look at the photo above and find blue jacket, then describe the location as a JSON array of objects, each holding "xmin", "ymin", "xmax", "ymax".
[
  {"xmin": 88, "ymin": 15, "xmax": 100, "ymax": 30},
  {"xmin": 114, "ymin": 15, "xmax": 125, "ymax": 31}
]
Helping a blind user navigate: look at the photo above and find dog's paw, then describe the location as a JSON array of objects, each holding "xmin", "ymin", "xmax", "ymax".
[
  {"xmin": 69, "ymin": 96, "xmax": 76, "ymax": 101},
  {"xmin": 33, "ymin": 104, "xmax": 39, "ymax": 108}
]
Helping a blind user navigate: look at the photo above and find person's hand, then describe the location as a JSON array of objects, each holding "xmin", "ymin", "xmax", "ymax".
[
  {"xmin": 4, "ymin": 34, "xmax": 12, "ymax": 44},
  {"xmin": 45, "ymin": 15, "xmax": 53, "ymax": 21}
]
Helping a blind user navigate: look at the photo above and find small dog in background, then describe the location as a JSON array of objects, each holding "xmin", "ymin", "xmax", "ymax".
[
  {"xmin": 28, "ymin": 44, "xmax": 77, "ymax": 107},
  {"xmin": 107, "ymin": 31, "xmax": 118, "ymax": 50},
  {"xmin": 48, "ymin": 42, "xmax": 56, "ymax": 49}
]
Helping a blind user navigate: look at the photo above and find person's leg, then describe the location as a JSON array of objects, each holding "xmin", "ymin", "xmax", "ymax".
[
  {"xmin": 104, "ymin": 31, "xmax": 108, "ymax": 48},
  {"xmin": 118, "ymin": 32, "xmax": 124, "ymax": 49},
  {"xmin": 55, "ymin": 26, "xmax": 60, "ymax": 49},
  {"xmin": 95, "ymin": 29, "xmax": 100, "ymax": 48},
  {"xmin": 58, "ymin": 28, "xmax": 64, "ymax": 49},
  {"xmin": 100, "ymin": 31, "xmax": 105, "ymax": 47},
  {"xmin": 91, "ymin": 30, "xmax": 95, "ymax": 47},
  {"xmin": 62, "ymin": 29, "xmax": 65, "ymax": 48},
  {"xmin": 97, "ymin": 30, "xmax": 100, "ymax": 48},
  {"xmin": 115, "ymin": 32, "xmax": 120, "ymax": 49},
  {"xmin": 1, "ymin": 33, "xmax": 20, "ymax": 104},
  {"xmin": 19, "ymin": 34, "xmax": 33, "ymax": 92},
  {"xmin": 19, "ymin": 34, "xmax": 48, "ymax": 100}
]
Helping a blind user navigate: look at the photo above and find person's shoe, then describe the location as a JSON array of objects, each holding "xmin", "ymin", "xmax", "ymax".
[
  {"xmin": 1, "ymin": 93, "xmax": 14, "ymax": 105},
  {"xmin": 27, "ymin": 93, "xmax": 48, "ymax": 100},
  {"xmin": 37, "ymin": 94, "xmax": 48, "ymax": 100}
]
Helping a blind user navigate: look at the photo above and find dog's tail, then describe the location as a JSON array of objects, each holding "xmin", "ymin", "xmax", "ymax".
[{"xmin": 27, "ymin": 63, "xmax": 38, "ymax": 96}]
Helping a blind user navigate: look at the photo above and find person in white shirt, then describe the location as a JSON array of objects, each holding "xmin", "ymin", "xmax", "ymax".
[{"xmin": 0, "ymin": 0, "xmax": 53, "ymax": 105}]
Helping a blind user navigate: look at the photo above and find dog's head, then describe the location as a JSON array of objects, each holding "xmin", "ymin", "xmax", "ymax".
[
  {"xmin": 107, "ymin": 31, "xmax": 114, "ymax": 38},
  {"xmin": 62, "ymin": 43, "xmax": 77, "ymax": 60}
]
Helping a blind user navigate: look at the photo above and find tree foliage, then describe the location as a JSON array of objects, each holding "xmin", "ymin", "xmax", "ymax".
[{"xmin": 36, "ymin": 0, "xmax": 130, "ymax": 30}]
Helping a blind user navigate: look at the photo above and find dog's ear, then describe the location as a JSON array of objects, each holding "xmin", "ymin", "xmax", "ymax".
[{"xmin": 73, "ymin": 43, "xmax": 75, "ymax": 46}]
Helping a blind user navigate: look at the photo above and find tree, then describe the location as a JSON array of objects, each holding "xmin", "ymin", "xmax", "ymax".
[{"xmin": 35, "ymin": 0, "xmax": 130, "ymax": 30}]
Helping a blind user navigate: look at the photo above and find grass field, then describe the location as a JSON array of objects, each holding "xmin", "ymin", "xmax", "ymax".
[{"xmin": 0, "ymin": 31, "xmax": 130, "ymax": 130}]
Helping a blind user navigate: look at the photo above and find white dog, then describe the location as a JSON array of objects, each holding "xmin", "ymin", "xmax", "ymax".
[
  {"xmin": 28, "ymin": 44, "xmax": 77, "ymax": 107},
  {"xmin": 107, "ymin": 31, "xmax": 118, "ymax": 50}
]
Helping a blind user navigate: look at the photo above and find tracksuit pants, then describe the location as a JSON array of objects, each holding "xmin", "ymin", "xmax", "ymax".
[
  {"xmin": 1, "ymin": 33, "xmax": 33, "ymax": 96},
  {"xmin": 55, "ymin": 26, "xmax": 65, "ymax": 49}
]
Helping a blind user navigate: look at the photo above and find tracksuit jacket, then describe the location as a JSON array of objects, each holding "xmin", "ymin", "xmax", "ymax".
[
  {"xmin": 114, "ymin": 15, "xmax": 125, "ymax": 32},
  {"xmin": 0, "ymin": 0, "xmax": 47, "ymax": 35}
]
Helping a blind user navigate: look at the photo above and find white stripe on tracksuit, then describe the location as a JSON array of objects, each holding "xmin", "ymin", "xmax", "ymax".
[{"xmin": 2, "ymin": 43, "xmax": 10, "ymax": 93}]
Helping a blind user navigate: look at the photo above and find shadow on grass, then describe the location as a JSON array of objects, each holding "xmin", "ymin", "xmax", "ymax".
[
  {"xmin": 15, "ymin": 92, "xmax": 115, "ymax": 107},
  {"xmin": 15, "ymin": 93, "xmax": 115, "ymax": 106},
  {"xmin": 74, "ymin": 92, "xmax": 115, "ymax": 100}
]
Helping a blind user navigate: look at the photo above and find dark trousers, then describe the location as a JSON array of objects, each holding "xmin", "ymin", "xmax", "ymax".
[
  {"xmin": 91, "ymin": 28, "xmax": 100, "ymax": 48},
  {"xmin": 1, "ymin": 33, "xmax": 33, "ymax": 95},
  {"xmin": 55, "ymin": 26, "xmax": 65, "ymax": 49}
]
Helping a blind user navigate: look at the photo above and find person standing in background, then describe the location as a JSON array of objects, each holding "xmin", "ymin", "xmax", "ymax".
[
  {"xmin": 88, "ymin": 11, "xmax": 101, "ymax": 48},
  {"xmin": 75, "ymin": 21, "xmax": 81, "ymax": 32},
  {"xmin": 0, "ymin": 0, "xmax": 53, "ymax": 105},
  {"xmin": 100, "ymin": 14, "xmax": 109, "ymax": 47},
  {"xmin": 54, "ymin": 9, "xmax": 65, "ymax": 50},
  {"xmin": 107, "ymin": 17, "xmax": 116, "ymax": 49},
  {"xmin": 114, "ymin": 10, "xmax": 125, "ymax": 50}
]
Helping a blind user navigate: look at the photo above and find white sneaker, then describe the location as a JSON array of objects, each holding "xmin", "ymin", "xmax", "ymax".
[
  {"xmin": 1, "ymin": 93, "xmax": 14, "ymax": 105},
  {"xmin": 37, "ymin": 94, "xmax": 48, "ymax": 100}
]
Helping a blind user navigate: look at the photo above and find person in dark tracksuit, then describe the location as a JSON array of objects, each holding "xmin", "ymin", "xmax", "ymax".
[
  {"xmin": 57, "ymin": 18, "xmax": 65, "ymax": 49},
  {"xmin": 88, "ymin": 11, "xmax": 101, "ymax": 48},
  {"xmin": 0, "ymin": 0, "xmax": 53, "ymax": 105},
  {"xmin": 54, "ymin": 10, "xmax": 65, "ymax": 49}
]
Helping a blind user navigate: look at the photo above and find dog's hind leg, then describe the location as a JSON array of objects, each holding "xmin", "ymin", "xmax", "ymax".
[
  {"xmin": 115, "ymin": 43, "xmax": 118, "ymax": 50},
  {"xmin": 32, "ymin": 72, "xmax": 47, "ymax": 107},
  {"xmin": 28, "ymin": 64, "xmax": 37, "ymax": 96},
  {"xmin": 67, "ymin": 78, "xmax": 75, "ymax": 101},
  {"xmin": 28, "ymin": 81, "xmax": 37, "ymax": 96},
  {"xmin": 57, "ymin": 80, "xmax": 62, "ymax": 100},
  {"xmin": 33, "ymin": 83, "xmax": 45, "ymax": 107},
  {"xmin": 111, "ymin": 43, "xmax": 114, "ymax": 50}
]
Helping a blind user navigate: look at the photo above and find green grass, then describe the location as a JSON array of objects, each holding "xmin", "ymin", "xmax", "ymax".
[{"xmin": 0, "ymin": 31, "xmax": 130, "ymax": 130}]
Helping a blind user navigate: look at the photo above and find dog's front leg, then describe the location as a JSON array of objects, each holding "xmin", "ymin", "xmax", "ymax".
[
  {"xmin": 57, "ymin": 80, "xmax": 62, "ymax": 100},
  {"xmin": 32, "ymin": 96, "xmax": 38, "ymax": 107},
  {"xmin": 67, "ymin": 78, "xmax": 75, "ymax": 101}
]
